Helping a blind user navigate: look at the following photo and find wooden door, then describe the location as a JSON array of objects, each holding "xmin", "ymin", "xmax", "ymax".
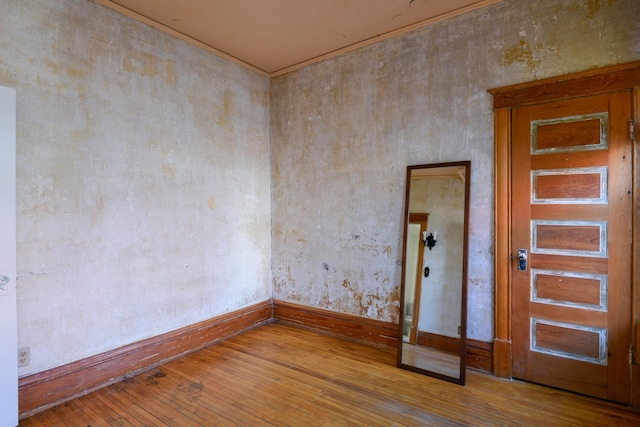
[{"xmin": 511, "ymin": 91, "xmax": 632, "ymax": 403}]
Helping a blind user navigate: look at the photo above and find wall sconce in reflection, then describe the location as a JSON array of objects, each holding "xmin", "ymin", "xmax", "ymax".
[{"xmin": 422, "ymin": 231, "xmax": 438, "ymax": 250}]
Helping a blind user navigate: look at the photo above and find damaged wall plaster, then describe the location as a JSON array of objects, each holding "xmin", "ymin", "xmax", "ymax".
[
  {"xmin": 270, "ymin": 0, "xmax": 640, "ymax": 341},
  {"xmin": 1, "ymin": 0, "xmax": 638, "ymax": 376},
  {"xmin": 2, "ymin": 0, "xmax": 272, "ymax": 375}
]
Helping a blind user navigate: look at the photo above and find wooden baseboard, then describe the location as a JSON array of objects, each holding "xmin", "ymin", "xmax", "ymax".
[
  {"xmin": 416, "ymin": 331, "xmax": 460, "ymax": 354},
  {"xmin": 492, "ymin": 338, "xmax": 512, "ymax": 378},
  {"xmin": 631, "ymin": 364, "xmax": 640, "ymax": 408},
  {"xmin": 416, "ymin": 331, "xmax": 493, "ymax": 373},
  {"xmin": 19, "ymin": 299, "xmax": 496, "ymax": 418},
  {"xmin": 18, "ymin": 300, "xmax": 273, "ymax": 419},
  {"xmin": 466, "ymin": 339, "xmax": 493, "ymax": 374},
  {"xmin": 273, "ymin": 300, "xmax": 493, "ymax": 373},
  {"xmin": 273, "ymin": 300, "xmax": 398, "ymax": 349}
]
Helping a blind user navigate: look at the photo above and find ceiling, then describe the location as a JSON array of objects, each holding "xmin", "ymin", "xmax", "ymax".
[{"xmin": 96, "ymin": 0, "xmax": 501, "ymax": 77}]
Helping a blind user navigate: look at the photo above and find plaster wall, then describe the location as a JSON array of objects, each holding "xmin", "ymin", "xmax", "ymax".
[
  {"xmin": 2, "ymin": 0, "xmax": 639, "ymax": 376},
  {"xmin": 270, "ymin": 0, "xmax": 640, "ymax": 341},
  {"xmin": 1, "ymin": 0, "xmax": 272, "ymax": 375}
]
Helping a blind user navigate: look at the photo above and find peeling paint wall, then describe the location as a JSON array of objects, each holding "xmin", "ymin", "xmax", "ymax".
[
  {"xmin": 270, "ymin": 0, "xmax": 640, "ymax": 341},
  {"xmin": 1, "ymin": 0, "xmax": 271, "ymax": 375},
  {"xmin": 2, "ymin": 0, "xmax": 638, "ymax": 376}
]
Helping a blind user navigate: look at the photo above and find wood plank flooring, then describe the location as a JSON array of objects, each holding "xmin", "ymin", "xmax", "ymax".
[{"xmin": 20, "ymin": 323, "xmax": 640, "ymax": 426}]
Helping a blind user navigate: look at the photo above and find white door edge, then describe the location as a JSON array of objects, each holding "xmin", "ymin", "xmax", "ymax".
[{"xmin": 0, "ymin": 85, "xmax": 18, "ymax": 426}]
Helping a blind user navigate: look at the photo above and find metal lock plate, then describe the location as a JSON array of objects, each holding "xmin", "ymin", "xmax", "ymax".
[{"xmin": 517, "ymin": 249, "xmax": 527, "ymax": 271}]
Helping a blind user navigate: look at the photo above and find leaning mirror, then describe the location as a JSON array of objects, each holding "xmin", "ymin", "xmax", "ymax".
[{"xmin": 398, "ymin": 161, "xmax": 470, "ymax": 385}]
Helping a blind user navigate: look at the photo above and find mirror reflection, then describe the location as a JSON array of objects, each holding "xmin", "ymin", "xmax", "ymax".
[{"xmin": 398, "ymin": 161, "xmax": 470, "ymax": 385}]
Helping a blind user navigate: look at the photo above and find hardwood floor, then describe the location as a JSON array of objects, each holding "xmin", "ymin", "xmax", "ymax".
[{"xmin": 20, "ymin": 323, "xmax": 640, "ymax": 426}]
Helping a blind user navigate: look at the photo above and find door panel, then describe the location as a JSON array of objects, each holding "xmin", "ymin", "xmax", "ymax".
[
  {"xmin": 0, "ymin": 86, "xmax": 18, "ymax": 426},
  {"xmin": 512, "ymin": 92, "xmax": 632, "ymax": 403},
  {"xmin": 533, "ymin": 170, "xmax": 604, "ymax": 200},
  {"xmin": 533, "ymin": 271, "xmax": 604, "ymax": 307}
]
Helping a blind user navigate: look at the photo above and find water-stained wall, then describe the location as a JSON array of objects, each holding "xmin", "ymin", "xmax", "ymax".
[
  {"xmin": 2, "ymin": 0, "xmax": 638, "ymax": 376},
  {"xmin": 1, "ymin": 0, "xmax": 272, "ymax": 375},
  {"xmin": 270, "ymin": 0, "xmax": 640, "ymax": 341}
]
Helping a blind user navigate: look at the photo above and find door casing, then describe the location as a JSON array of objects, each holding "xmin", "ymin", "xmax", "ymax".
[
  {"xmin": 0, "ymin": 85, "xmax": 18, "ymax": 426},
  {"xmin": 489, "ymin": 60, "xmax": 640, "ymax": 407},
  {"xmin": 407, "ymin": 213, "xmax": 429, "ymax": 345}
]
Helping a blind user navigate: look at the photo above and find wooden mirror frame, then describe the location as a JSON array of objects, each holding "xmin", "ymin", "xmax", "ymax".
[{"xmin": 397, "ymin": 161, "xmax": 470, "ymax": 385}]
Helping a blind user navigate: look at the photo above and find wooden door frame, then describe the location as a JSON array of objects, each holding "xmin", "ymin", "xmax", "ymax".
[
  {"xmin": 489, "ymin": 60, "xmax": 640, "ymax": 407},
  {"xmin": 408, "ymin": 213, "xmax": 429, "ymax": 345}
]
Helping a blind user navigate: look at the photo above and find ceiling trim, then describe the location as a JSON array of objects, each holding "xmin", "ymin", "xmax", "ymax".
[
  {"xmin": 269, "ymin": 0, "xmax": 502, "ymax": 78},
  {"xmin": 95, "ymin": 0, "xmax": 502, "ymax": 79},
  {"xmin": 95, "ymin": 0, "xmax": 269, "ymax": 77}
]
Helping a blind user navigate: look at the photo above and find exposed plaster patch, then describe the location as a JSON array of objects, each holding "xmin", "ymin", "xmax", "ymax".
[
  {"xmin": 46, "ymin": 59, "xmax": 87, "ymax": 80},
  {"xmin": 0, "ymin": 68, "xmax": 18, "ymax": 87},
  {"xmin": 501, "ymin": 36, "xmax": 559, "ymax": 78},
  {"xmin": 291, "ymin": 230, "xmax": 305, "ymax": 242},
  {"xmin": 324, "ymin": 275, "xmax": 400, "ymax": 321},
  {"xmin": 583, "ymin": 0, "xmax": 617, "ymax": 19},
  {"xmin": 350, "ymin": 284, "xmax": 401, "ymax": 321}
]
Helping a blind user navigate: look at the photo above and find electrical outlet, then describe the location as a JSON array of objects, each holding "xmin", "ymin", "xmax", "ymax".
[
  {"xmin": 18, "ymin": 347, "xmax": 30, "ymax": 367},
  {"xmin": 458, "ymin": 326, "xmax": 461, "ymax": 335}
]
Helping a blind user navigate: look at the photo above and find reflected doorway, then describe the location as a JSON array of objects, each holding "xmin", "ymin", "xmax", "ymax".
[{"xmin": 403, "ymin": 214, "xmax": 428, "ymax": 345}]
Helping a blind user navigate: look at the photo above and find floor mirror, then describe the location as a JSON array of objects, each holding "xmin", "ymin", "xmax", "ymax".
[{"xmin": 398, "ymin": 161, "xmax": 470, "ymax": 385}]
